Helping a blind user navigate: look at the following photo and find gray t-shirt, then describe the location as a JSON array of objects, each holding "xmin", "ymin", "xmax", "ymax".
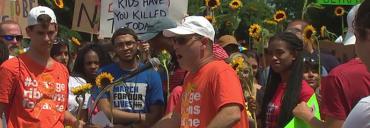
[{"xmin": 343, "ymin": 96, "xmax": 370, "ymax": 128}]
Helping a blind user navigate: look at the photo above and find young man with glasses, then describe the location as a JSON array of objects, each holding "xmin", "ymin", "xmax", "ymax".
[
  {"xmin": 92, "ymin": 27, "xmax": 164, "ymax": 127},
  {"xmin": 0, "ymin": 20, "xmax": 23, "ymax": 58},
  {"xmin": 153, "ymin": 16, "xmax": 248, "ymax": 128},
  {"xmin": 0, "ymin": 6, "xmax": 82, "ymax": 127}
]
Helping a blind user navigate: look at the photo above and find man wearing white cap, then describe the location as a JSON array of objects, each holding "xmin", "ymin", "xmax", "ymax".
[
  {"xmin": 153, "ymin": 16, "xmax": 248, "ymax": 128},
  {"xmin": 0, "ymin": 6, "xmax": 81, "ymax": 127},
  {"xmin": 343, "ymin": 0, "xmax": 370, "ymax": 127}
]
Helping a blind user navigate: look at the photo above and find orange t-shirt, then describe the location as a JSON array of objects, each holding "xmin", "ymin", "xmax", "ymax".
[
  {"xmin": 0, "ymin": 54, "xmax": 69, "ymax": 128},
  {"xmin": 175, "ymin": 60, "xmax": 248, "ymax": 128}
]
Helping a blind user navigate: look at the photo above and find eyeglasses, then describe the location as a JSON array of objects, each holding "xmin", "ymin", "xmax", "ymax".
[{"xmin": 1, "ymin": 35, "xmax": 23, "ymax": 41}]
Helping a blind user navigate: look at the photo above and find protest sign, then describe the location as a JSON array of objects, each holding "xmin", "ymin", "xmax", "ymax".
[
  {"xmin": 99, "ymin": 0, "xmax": 187, "ymax": 38},
  {"xmin": 72, "ymin": 0, "xmax": 100, "ymax": 34},
  {"xmin": 113, "ymin": 0, "xmax": 169, "ymax": 34},
  {"xmin": 0, "ymin": 0, "xmax": 38, "ymax": 37}
]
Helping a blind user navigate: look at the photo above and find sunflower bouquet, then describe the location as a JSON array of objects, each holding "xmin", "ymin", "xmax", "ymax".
[
  {"xmin": 70, "ymin": 83, "xmax": 92, "ymax": 126},
  {"xmin": 229, "ymin": 53, "xmax": 258, "ymax": 127},
  {"xmin": 202, "ymin": 0, "xmax": 244, "ymax": 35}
]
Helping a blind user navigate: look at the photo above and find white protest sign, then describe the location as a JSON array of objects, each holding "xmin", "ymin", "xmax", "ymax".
[
  {"xmin": 113, "ymin": 0, "xmax": 169, "ymax": 34},
  {"xmin": 99, "ymin": 0, "xmax": 114, "ymax": 38},
  {"xmin": 100, "ymin": 0, "xmax": 187, "ymax": 38}
]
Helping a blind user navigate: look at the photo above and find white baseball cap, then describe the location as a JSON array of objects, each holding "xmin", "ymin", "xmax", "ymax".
[
  {"xmin": 343, "ymin": 4, "xmax": 360, "ymax": 45},
  {"xmin": 163, "ymin": 16, "xmax": 215, "ymax": 42},
  {"xmin": 27, "ymin": 6, "xmax": 57, "ymax": 26}
]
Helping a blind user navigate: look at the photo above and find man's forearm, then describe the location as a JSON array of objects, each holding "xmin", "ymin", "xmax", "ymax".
[
  {"xmin": 136, "ymin": 105, "xmax": 164, "ymax": 127},
  {"xmin": 207, "ymin": 104, "xmax": 242, "ymax": 128},
  {"xmin": 109, "ymin": 109, "xmax": 142, "ymax": 124}
]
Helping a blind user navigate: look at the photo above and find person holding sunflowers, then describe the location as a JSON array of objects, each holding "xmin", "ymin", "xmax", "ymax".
[{"xmin": 91, "ymin": 27, "xmax": 164, "ymax": 128}]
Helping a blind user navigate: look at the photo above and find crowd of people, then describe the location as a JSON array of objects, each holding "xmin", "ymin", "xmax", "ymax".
[{"xmin": 0, "ymin": 0, "xmax": 369, "ymax": 128}]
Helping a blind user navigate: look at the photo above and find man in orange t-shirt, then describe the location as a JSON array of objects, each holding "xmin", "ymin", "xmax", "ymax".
[
  {"xmin": 0, "ymin": 6, "xmax": 81, "ymax": 128},
  {"xmin": 153, "ymin": 16, "xmax": 248, "ymax": 128}
]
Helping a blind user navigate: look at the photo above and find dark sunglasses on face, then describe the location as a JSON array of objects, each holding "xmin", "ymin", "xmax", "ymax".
[
  {"xmin": 1, "ymin": 35, "xmax": 23, "ymax": 41},
  {"xmin": 174, "ymin": 35, "xmax": 202, "ymax": 45}
]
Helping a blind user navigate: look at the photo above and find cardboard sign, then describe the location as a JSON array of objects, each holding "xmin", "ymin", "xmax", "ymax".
[
  {"xmin": 99, "ymin": 0, "xmax": 187, "ymax": 38},
  {"xmin": 72, "ymin": 0, "xmax": 100, "ymax": 34},
  {"xmin": 317, "ymin": 0, "xmax": 363, "ymax": 5},
  {"xmin": 0, "ymin": 0, "xmax": 38, "ymax": 37},
  {"xmin": 99, "ymin": 0, "xmax": 114, "ymax": 38},
  {"xmin": 113, "ymin": 0, "xmax": 169, "ymax": 34}
]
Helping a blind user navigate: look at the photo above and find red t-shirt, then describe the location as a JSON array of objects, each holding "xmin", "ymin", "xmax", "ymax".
[
  {"xmin": 165, "ymin": 86, "xmax": 183, "ymax": 114},
  {"xmin": 265, "ymin": 81, "xmax": 314, "ymax": 128},
  {"xmin": 174, "ymin": 60, "xmax": 248, "ymax": 128},
  {"xmin": 0, "ymin": 54, "xmax": 69, "ymax": 128},
  {"xmin": 321, "ymin": 59, "xmax": 370, "ymax": 120}
]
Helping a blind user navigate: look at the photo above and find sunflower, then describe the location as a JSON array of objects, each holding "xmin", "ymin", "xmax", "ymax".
[
  {"xmin": 273, "ymin": 10, "xmax": 287, "ymax": 22},
  {"xmin": 71, "ymin": 37, "xmax": 81, "ymax": 46},
  {"xmin": 334, "ymin": 6, "xmax": 345, "ymax": 16},
  {"xmin": 54, "ymin": 0, "xmax": 64, "ymax": 9},
  {"xmin": 95, "ymin": 72, "xmax": 114, "ymax": 88},
  {"xmin": 71, "ymin": 83, "xmax": 93, "ymax": 95},
  {"xmin": 205, "ymin": 0, "xmax": 221, "ymax": 9},
  {"xmin": 248, "ymin": 24, "xmax": 262, "ymax": 39},
  {"xmin": 231, "ymin": 56, "xmax": 247, "ymax": 72},
  {"xmin": 303, "ymin": 25, "xmax": 317, "ymax": 43},
  {"xmin": 320, "ymin": 26, "xmax": 327, "ymax": 38},
  {"xmin": 204, "ymin": 15, "xmax": 214, "ymax": 23},
  {"xmin": 229, "ymin": 0, "xmax": 243, "ymax": 10},
  {"xmin": 264, "ymin": 19, "xmax": 277, "ymax": 25}
]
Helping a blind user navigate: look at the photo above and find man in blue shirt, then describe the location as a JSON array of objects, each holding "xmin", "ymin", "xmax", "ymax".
[{"xmin": 93, "ymin": 27, "xmax": 164, "ymax": 127}]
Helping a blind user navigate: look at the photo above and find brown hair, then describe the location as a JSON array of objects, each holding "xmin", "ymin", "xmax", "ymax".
[{"xmin": 0, "ymin": 20, "xmax": 20, "ymax": 34}]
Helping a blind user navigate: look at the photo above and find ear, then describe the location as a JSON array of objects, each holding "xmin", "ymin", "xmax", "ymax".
[{"xmin": 26, "ymin": 27, "xmax": 31, "ymax": 37}]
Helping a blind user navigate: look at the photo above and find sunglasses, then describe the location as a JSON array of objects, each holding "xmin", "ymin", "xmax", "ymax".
[
  {"xmin": 1, "ymin": 35, "xmax": 23, "ymax": 41},
  {"xmin": 174, "ymin": 35, "xmax": 202, "ymax": 45}
]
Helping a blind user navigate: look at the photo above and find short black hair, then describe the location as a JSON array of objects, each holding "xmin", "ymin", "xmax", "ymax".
[
  {"xmin": 111, "ymin": 27, "xmax": 138, "ymax": 44},
  {"xmin": 0, "ymin": 20, "xmax": 20, "ymax": 35},
  {"xmin": 354, "ymin": 0, "xmax": 370, "ymax": 39}
]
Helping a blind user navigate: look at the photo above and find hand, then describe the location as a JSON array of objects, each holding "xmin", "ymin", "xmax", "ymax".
[
  {"xmin": 140, "ymin": 42, "xmax": 150, "ymax": 52},
  {"xmin": 293, "ymin": 102, "xmax": 314, "ymax": 122},
  {"xmin": 74, "ymin": 120, "xmax": 86, "ymax": 128},
  {"xmin": 246, "ymin": 96, "xmax": 257, "ymax": 112}
]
